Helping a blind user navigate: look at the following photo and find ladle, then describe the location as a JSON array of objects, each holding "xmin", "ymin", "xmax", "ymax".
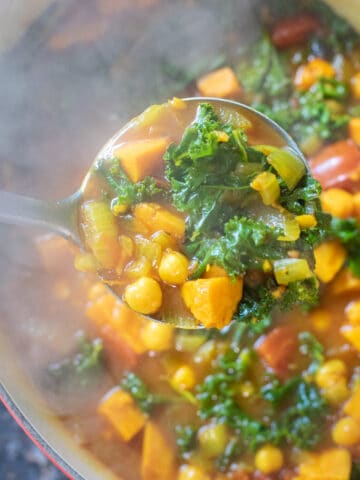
[{"xmin": 0, "ymin": 97, "xmax": 307, "ymax": 329}]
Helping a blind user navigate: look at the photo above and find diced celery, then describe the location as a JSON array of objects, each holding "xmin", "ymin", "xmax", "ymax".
[
  {"xmin": 267, "ymin": 148, "xmax": 306, "ymax": 191},
  {"xmin": 250, "ymin": 171, "xmax": 280, "ymax": 205},
  {"xmin": 273, "ymin": 258, "xmax": 312, "ymax": 285},
  {"xmin": 278, "ymin": 212, "xmax": 301, "ymax": 241},
  {"xmin": 175, "ymin": 332, "xmax": 207, "ymax": 352}
]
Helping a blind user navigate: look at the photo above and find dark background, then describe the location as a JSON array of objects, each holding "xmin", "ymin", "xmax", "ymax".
[{"xmin": 0, "ymin": 402, "xmax": 67, "ymax": 480}]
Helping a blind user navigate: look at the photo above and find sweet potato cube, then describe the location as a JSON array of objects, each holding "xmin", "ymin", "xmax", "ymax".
[
  {"xmin": 133, "ymin": 203, "xmax": 185, "ymax": 239},
  {"xmin": 344, "ymin": 388, "xmax": 360, "ymax": 422},
  {"xmin": 295, "ymin": 448, "xmax": 351, "ymax": 480},
  {"xmin": 255, "ymin": 326, "xmax": 298, "ymax": 378},
  {"xmin": 197, "ymin": 67, "xmax": 242, "ymax": 98},
  {"xmin": 342, "ymin": 326, "xmax": 360, "ymax": 352},
  {"xmin": 314, "ymin": 240, "xmax": 346, "ymax": 283},
  {"xmin": 330, "ymin": 268, "xmax": 360, "ymax": 296},
  {"xmin": 181, "ymin": 277, "xmax": 243, "ymax": 328},
  {"xmin": 141, "ymin": 421, "xmax": 176, "ymax": 480},
  {"xmin": 98, "ymin": 388, "xmax": 146, "ymax": 442},
  {"xmin": 114, "ymin": 138, "xmax": 170, "ymax": 182}
]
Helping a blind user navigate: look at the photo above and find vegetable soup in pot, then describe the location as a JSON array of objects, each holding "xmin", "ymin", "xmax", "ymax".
[{"xmin": 2, "ymin": 1, "xmax": 360, "ymax": 480}]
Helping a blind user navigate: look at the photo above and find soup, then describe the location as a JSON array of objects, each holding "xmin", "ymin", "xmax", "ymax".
[
  {"xmin": 77, "ymin": 98, "xmax": 321, "ymax": 329},
  {"xmin": 3, "ymin": 1, "xmax": 360, "ymax": 480}
]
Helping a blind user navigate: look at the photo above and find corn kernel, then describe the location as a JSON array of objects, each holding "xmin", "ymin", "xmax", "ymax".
[
  {"xmin": 111, "ymin": 202, "xmax": 128, "ymax": 215},
  {"xmin": 262, "ymin": 260, "xmax": 273, "ymax": 273},
  {"xmin": 255, "ymin": 444, "xmax": 284, "ymax": 474},
  {"xmin": 171, "ymin": 365, "xmax": 196, "ymax": 390},
  {"xmin": 214, "ymin": 130, "xmax": 230, "ymax": 142},
  {"xmin": 296, "ymin": 214, "xmax": 318, "ymax": 229},
  {"xmin": 332, "ymin": 417, "xmax": 360, "ymax": 446}
]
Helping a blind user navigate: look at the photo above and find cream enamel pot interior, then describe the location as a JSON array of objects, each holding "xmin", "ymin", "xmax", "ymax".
[{"xmin": 0, "ymin": 1, "xmax": 356, "ymax": 480}]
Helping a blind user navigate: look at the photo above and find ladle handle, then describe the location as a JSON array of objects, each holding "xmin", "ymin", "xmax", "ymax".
[{"xmin": 0, "ymin": 190, "xmax": 81, "ymax": 244}]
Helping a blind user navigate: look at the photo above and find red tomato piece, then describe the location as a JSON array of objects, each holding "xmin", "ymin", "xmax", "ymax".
[
  {"xmin": 255, "ymin": 326, "xmax": 298, "ymax": 378},
  {"xmin": 309, "ymin": 139, "xmax": 360, "ymax": 192},
  {"xmin": 271, "ymin": 14, "xmax": 320, "ymax": 48}
]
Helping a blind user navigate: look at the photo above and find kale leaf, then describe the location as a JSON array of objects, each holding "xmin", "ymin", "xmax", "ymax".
[
  {"xmin": 47, "ymin": 335, "xmax": 104, "ymax": 387},
  {"xmin": 330, "ymin": 217, "xmax": 360, "ymax": 277},
  {"xmin": 237, "ymin": 276, "xmax": 319, "ymax": 325},
  {"xmin": 197, "ymin": 345, "xmax": 327, "ymax": 452},
  {"xmin": 351, "ymin": 462, "xmax": 360, "ymax": 480},
  {"xmin": 175, "ymin": 425, "xmax": 198, "ymax": 457},
  {"xmin": 95, "ymin": 159, "xmax": 163, "ymax": 207},
  {"xmin": 299, "ymin": 331, "xmax": 324, "ymax": 375},
  {"xmin": 236, "ymin": 35, "xmax": 290, "ymax": 99},
  {"xmin": 120, "ymin": 372, "xmax": 161, "ymax": 413},
  {"xmin": 186, "ymin": 216, "xmax": 286, "ymax": 278}
]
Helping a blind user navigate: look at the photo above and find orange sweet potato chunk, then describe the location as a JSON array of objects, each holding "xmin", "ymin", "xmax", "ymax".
[
  {"xmin": 141, "ymin": 421, "xmax": 176, "ymax": 480},
  {"xmin": 98, "ymin": 388, "xmax": 147, "ymax": 442},
  {"xmin": 295, "ymin": 448, "xmax": 351, "ymax": 480},
  {"xmin": 114, "ymin": 138, "xmax": 170, "ymax": 182},
  {"xmin": 197, "ymin": 67, "xmax": 242, "ymax": 98},
  {"xmin": 133, "ymin": 203, "xmax": 185, "ymax": 239},
  {"xmin": 255, "ymin": 326, "xmax": 298, "ymax": 378},
  {"xmin": 181, "ymin": 277, "xmax": 243, "ymax": 328},
  {"xmin": 343, "ymin": 388, "xmax": 360, "ymax": 422}
]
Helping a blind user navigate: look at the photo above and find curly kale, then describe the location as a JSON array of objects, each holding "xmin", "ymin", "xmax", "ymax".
[
  {"xmin": 196, "ymin": 344, "xmax": 328, "ymax": 452},
  {"xmin": 330, "ymin": 217, "xmax": 360, "ymax": 277},
  {"xmin": 95, "ymin": 158, "xmax": 164, "ymax": 207}
]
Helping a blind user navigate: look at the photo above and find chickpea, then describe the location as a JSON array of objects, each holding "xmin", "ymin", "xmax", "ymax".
[
  {"xmin": 254, "ymin": 444, "xmax": 284, "ymax": 474},
  {"xmin": 197, "ymin": 423, "xmax": 228, "ymax": 458},
  {"xmin": 177, "ymin": 465, "xmax": 211, "ymax": 480},
  {"xmin": 316, "ymin": 359, "xmax": 350, "ymax": 405},
  {"xmin": 141, "ymin": 321, "xmax": 174, "ymax": 351},
  {"xmin": 159, "ymin": 250, "xmax": 189, "ymax": 285},
  {"xmin": 172, "ymin": 365, "xmax": 196, "ymax": 390},
  {"xmin": 124, "ymin": 277, "xmax": 162, "ymax": 315},
  {"xmin": 315, "ymin": 359, "xmax": 347, "ymax": 389},
  {"xmin": 332, "ymin": 417, "xmax": 360, "ymax": 446}
]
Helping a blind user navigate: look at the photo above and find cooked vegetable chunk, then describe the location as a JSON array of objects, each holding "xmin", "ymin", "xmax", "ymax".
[
  {"xmin": 98, "ymin": 388, "xmax": 147, "ymax": 441},
  {"xmin": 314, "ymin": 240, "xmax": 347, "ymax": 283},
  {"xmin": 256, "ymin": 326, "xmax": 297, "ymax": 377},
  {"xmin": 196, "ymin": 67, "xmax": 242, "ymax": 98},
  {"xmin": 181, "ymin": 277, "xmax": 243, "ymax": 328},
  {"xmin": 133, "ymin": 203, "xmax": 185, "ymax": 239},
  {"xmin": 294, "ymin": 448, "xmax": 351, "ymax": 480},
  {"xmin": 141, "ymin": 421, "xmax": 176, "ymax": 480},
  {"xmin": 114, "ymin": 138, "xmax": 170, "ymax": 182}
]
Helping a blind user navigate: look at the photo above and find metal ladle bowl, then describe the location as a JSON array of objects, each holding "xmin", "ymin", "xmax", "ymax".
[{"xmin": 0, "ymin": 97, "xmax": 306, "ymax": 329}]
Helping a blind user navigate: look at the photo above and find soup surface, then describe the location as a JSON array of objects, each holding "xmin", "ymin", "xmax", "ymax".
[
  {"xmin": 78, "ymin": 98, "xmax": 322, "ymax": 329},
  {"xmin": 4, "ymin": 1, "xmax": 360, "ymax": 480}
]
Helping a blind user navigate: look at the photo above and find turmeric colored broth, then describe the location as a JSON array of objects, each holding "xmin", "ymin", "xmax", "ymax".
[
  {"xmin": 2, "ymin": 1, "xmax": 360, "ymax": 480},
  {"xmin": 78, "ymin": 98, "xmax": 293, "ymax": 328}
]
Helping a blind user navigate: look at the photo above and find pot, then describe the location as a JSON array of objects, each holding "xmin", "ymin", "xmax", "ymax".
[{"xmin": 0, "ymin": 1, "xmax": 357, "ymax": 479}]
